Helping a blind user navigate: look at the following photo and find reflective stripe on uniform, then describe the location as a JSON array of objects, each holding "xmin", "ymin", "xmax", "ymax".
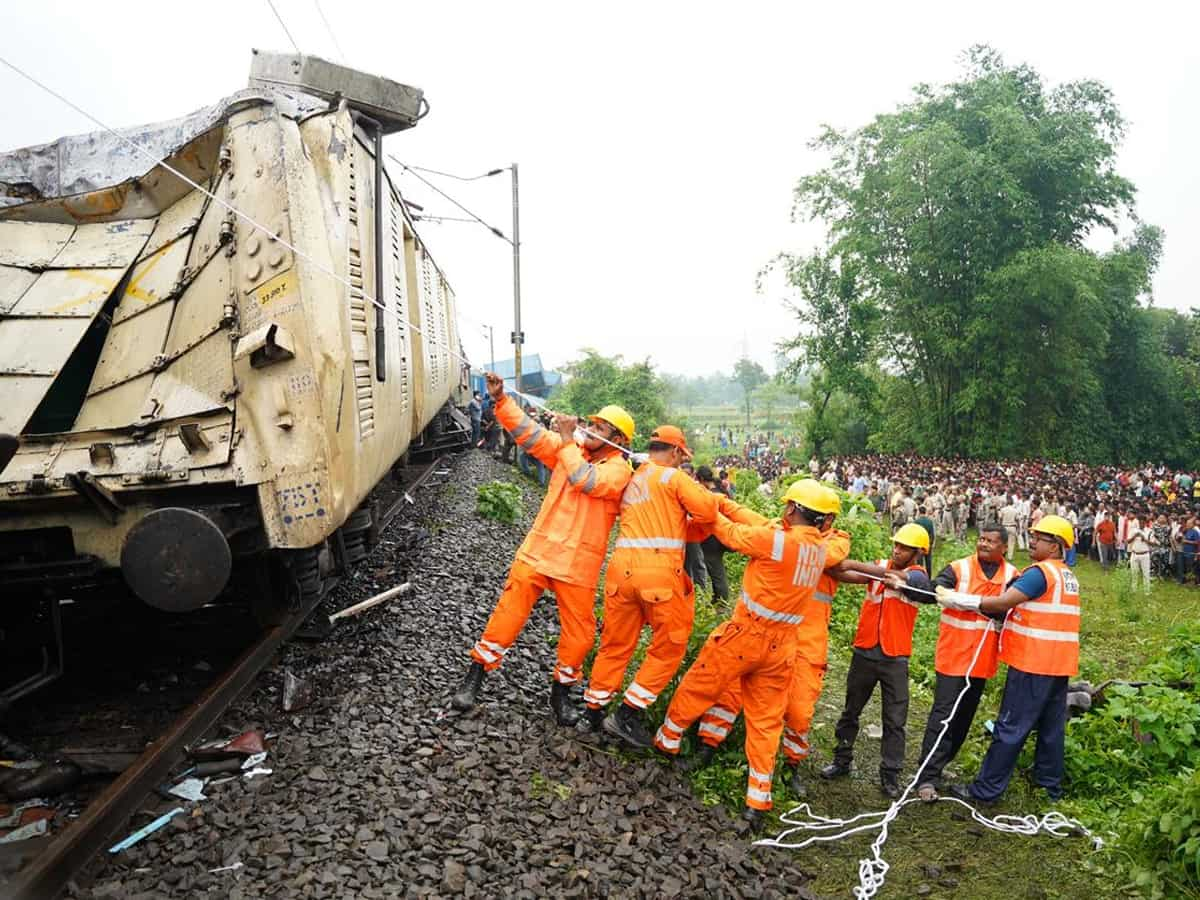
[
  {"xmin": 567, "ymin": 462, "xmax": 591, "ymax": 486},
  {"xmin": 581, "ymin": 469, "xmax": 599, "ymax": 494},
  {"xmin": 1004, "ymin": 622, "xmax": 1079, "ymax": 643},
  {"xmin": 782, "ymin": 736, "xmax": 805, "ymax": 756},
  {"xmin": 583, "ymin": 688, "xmax": 613, "ymax": 704},
  {"xmin": 473, "ymin": 644, "xmax": 499, "ymax": 664},
  {"xmin": 615, "ymin": 537, "xmax": 686, "ymax": 550},
  {"xmin": 698, "ymin": 722, "xmax": 728, "ymax": 739},
  {"xmin": 655, "ymin": 728, "xmax": 681, "ymax": 750},
  {"xmin": 660, "ymin": 467, "xmax": 676, "ymax": 484},
  {"xmin": 519, "ymin": 425, "xmax": 544, "ymax": 449},
  {"xmin": 748, "ymin": 767, "xmax": 773, "ymax": 783},
  {"xmin": 706, "ymin": 706, "xmax": 737, "ymax": 723},
  {"xmin": 939, "ymin": 613, "xmax": 998, "ymax": 632},
  {"xmin": 479, "ymin": 639, "xmax": 508, "ymax": 655},
  {"xmin": 813, "ymin": 591, "xmax": 834, "ymax": 605},
  {"xmin": 747, "ymin": 787, "xmax": 773, "ymax": 804},
  {"xmin": 662, "ymin": 716, "xmax": 682, "ymax": 735},
  {"xmin": 555, "ymin": 665, "xmax": 580, "ymax": 683},
  {"xmin": 1019, "ymin": 601, "xmax": 1080, "ymax": 616},
  {"xmin": 625, "ymin": 682, "xmax": 657, "ymax": 707},
  {"xmin": 740, "ymin": 590, "xmax": 803, "ymax": 625},
  {"xmin": 771, "ymin": 530, "xmax": 786, "ymax": 562},
  {"xmin": 511, "ymin": 414, "xmax": 536, "ymax": 440}
]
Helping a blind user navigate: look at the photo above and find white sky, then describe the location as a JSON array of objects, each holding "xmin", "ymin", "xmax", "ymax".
[{"xmin": 1, "ymin": 1, "xmax": 1196, "ymax": 377}]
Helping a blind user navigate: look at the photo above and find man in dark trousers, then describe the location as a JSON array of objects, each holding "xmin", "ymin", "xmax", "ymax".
[
  {"xmin": 913, "ymin": 526, "xmax": 1018, "ymax": 801},
  {"xmin": 695, "ymin": 465, "xmax": 730, "ymax": 601},
  {"xmin": 820, "ymin": 524, "xmax": 931, "ymax": 798}
]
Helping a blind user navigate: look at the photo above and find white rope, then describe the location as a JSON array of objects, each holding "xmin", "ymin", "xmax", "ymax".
[
  {"xmin": 0, "ymin": 53, "xmax": 633, "ymax": 460},
  {"xmin": 756, "ymin": 607, "xmax": 1101, "ymax": 898}
]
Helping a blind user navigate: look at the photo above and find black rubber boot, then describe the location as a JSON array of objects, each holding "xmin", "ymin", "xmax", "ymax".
[
  {"xmin": 677, "ymin": 743, "xmax": 715, "ymax": 773},
  {"xmin": 880, "ymin": 772, "xmax": 902, "ymax": 800},
  {"xmin": 785, "ymin": 765, "xmax": 807, "ymax": 798},
  {"xmin": 550, "ymin": 681, "xmax": 580, "ymax": 727},
  {"xmin": 451, "ymin": 662, "xmax": 485, "ymax": 711},
  {"xmin": 602, "ymin": 703, "xmax": 653, "ymax": 749},
  {"xmin": 580, "ymin": 706, "xmax": 605, "ymax": 732},
  {"xmin": 741, "ymin": 805, "xmax": 766, "ymax": 832},
  {"xmin": 819, "ymin": 760, "xmax": 852, "ymax": 779}
]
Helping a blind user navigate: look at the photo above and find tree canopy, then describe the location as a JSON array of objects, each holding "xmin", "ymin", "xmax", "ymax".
[
  {"xmin": 781, "ymin": 45, "xmax": 1197, "ymax": 466},
  {"xmin": 553, "ymin": 349, "xmax": 667, "ymax": 451}
]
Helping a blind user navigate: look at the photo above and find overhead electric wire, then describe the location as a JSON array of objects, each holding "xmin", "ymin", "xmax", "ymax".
[
  {"xmin": 313, "ymin": 0, "xmax": 347, "ymax": 61},
  {"xmin": 389, "ymin": 156, "xmax": 512, "ymax": 244},
  {"xmin": 264, "ymin": 0, "xmax": 302, "ymax": 55},
  {"xmin": 0, "ymin": 53, "xmax": 632, "ymax": 458}
]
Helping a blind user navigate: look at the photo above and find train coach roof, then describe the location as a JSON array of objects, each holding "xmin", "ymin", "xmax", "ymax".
[{"xmin": 0, "ymin": 87, "xmax": 328, "ymax": 209}]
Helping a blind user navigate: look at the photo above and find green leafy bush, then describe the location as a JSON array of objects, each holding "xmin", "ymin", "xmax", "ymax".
[
  {"xmin": 476, "ymin": 480, "xmax": 523, "ymax": 524},
  {"xmin": 1119, "ymin": 768, "xmax": 1200, "ymax": 898}
]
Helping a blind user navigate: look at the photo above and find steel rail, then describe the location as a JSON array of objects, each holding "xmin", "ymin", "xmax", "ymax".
[{"xmin": 4, "ymin": 456, "xmax": 447, "ymax": 900}]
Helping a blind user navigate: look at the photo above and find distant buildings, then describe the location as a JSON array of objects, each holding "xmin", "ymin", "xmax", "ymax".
[{"xmin": 471, "ymin": 354, "xmax": 563, "ymax": 399}]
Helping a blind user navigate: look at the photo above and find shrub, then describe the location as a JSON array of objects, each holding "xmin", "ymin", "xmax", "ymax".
[
  {"xmin": 476, "ymin": 480, "xmax": 523, "ymax": 524},
  {"xmin": 1119, "ymin": 768, "xmax": 1200, "ymax": 898}
]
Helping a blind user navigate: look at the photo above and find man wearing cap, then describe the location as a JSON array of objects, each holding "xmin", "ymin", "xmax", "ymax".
[
  {"xmin": 583, "ymin": 426, "xmax": 720, "ymax": 748},
  {"xmin": 452, "ymin": 372, "xmax": 635, "ymax": 726},
  {"xmin": 944, "ymin": 515, "xmax": 1081, "ymax": 803},
  {"xmin": 820, "ymin": 523, "xmax": 932, "ymax": 798}
]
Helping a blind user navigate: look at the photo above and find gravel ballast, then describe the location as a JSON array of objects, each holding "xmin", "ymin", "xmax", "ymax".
[{"xmin": 82, "ymin": 451, "xmax": 820, "ymax": 899}]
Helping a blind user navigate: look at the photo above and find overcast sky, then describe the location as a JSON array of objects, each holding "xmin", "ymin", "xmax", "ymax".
[{"xmin": 1, "ymin": 1, "xmax": 1196, "ymax": 377}]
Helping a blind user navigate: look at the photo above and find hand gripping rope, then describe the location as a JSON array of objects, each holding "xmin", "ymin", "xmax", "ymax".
[
  {"xmin": 0, "ymin": 54, "xmax": 640, "ymax": 465},
  {"xmin": 755, "ymin": 574, "xmax": 1102, "ymax": 899}
]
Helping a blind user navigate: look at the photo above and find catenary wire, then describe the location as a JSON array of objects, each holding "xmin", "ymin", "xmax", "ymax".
[
  {"xmin": 0, "ymin": 53, "xmax": 632, "ymax": 457},
  {"xmin": 264, "ymin": 0, "xmax": 302, "ymax": 55},
  {"xmin": 390, "ymin": 157, "xmax": 512, "ymax": 243},
  {"xmin": 313, "ymin": 0, "xmax": 347, "ymax": 61}
]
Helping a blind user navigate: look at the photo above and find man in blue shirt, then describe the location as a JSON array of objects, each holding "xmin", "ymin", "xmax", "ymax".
[{"xmin": 1183, "ymin": 517, "xmax": 1200, "ymax": 586}]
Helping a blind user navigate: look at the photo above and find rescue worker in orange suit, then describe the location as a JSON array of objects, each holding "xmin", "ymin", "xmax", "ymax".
[
  {"xmin": 581, "ymin": 426, "xmax": 720, "ymax": 748},
  {"xmin": 653, "ymin": 480, "xmax": 879, "ymax": 828},
  {"xmin": 684, "ymin": 487, "xmax": 891, "ymax": 798},
  {"xmin": 913, "ymin": 525, "xmax": 1018, "ymax": 802},
  {"xmin": 820, "ymin": 523, "xmax": 932, "ymax": 798},
  {"xmin": 451, "ymin": 372, "xmax": 634, "ymax": 726},
  {"xmin": 945, "ymin": 515, "xmax": 1080, "ymax": 803}
]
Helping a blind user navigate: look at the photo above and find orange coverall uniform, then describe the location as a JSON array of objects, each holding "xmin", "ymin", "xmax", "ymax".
[
  {"xmin": 469, "ymin": 395, "xmax": 632, "ymax": 685},
  {"xmin": 653, "ymin": 514, "xmax": 834, "ymax": 811},
  {"xmin": 697, "ymin": 528, "xmax": 851, "ymax": 767},
  {"xmin": 583, "ymin": 462, "xmax": 720, "ymax": 713}
]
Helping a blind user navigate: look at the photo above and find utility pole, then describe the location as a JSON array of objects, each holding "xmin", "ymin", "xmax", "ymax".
[
  {"xmin": 510, "ymin": 162, "xmax": 522, "ymax": 394},
  {"xmin": 486, "ymin": 325, "xmax": 495, "ymax": 373}
]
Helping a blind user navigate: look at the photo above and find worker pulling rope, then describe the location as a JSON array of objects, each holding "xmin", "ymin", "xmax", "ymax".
[{"xmin": 755, "ymin": 588, "xmax": 1101, "ymax": 899}]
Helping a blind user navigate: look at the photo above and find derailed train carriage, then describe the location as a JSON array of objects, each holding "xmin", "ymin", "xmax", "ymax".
[{"xmin": 0, "ymin": 53, "xmax": 470, "ymax": 703}]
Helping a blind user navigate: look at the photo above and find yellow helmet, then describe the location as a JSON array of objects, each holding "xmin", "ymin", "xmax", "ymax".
[
  {"xmin": 1032, "ymin": 514, "xmax": 1074, "ymax": 550},
  {"xmin": 783, "ymin": 479, "xmax": 841, "ymax": 515},
  {"xmin": 893, "ymin": 523, "xmax": 930, "ymax": 552},
  {"xmin": 588, "ymin": 405, "xmax": 635, "ymax": 442}
]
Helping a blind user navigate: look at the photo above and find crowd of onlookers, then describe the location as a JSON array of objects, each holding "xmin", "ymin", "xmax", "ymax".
[{"xmin": 823, "ymin": 453, "xmax": 1200, "ymax": 593}]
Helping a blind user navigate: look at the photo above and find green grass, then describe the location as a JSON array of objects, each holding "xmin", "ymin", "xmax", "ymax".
[{"xmin": 672, "ymin": 531, "xmax": 1200, "ymax": 898}]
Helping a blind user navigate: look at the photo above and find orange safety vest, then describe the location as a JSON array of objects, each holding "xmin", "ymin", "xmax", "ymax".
[
  {"xmin": 712, "ymin": 517, "xmax": 829, "ymax": 629},
  {"xmin": 852, "ymin": 559, "xmax": 924, "ymax": 657},
  {"xmin": 999, "ymin": 558, "xmax": 1080, "ymax": 677},
  {"xmin": 495, "ymin": 394, "xmax": 632, "ymax": 587},
  {"xmin": 935, "ymin": 555, "xmax": 1018, "ymax": 678},
  {"xmin": 794, "ymin": 529, "xmax": 851, "ymax": 665},
  {"xmin": 609, "ymin": 461, "xmax": 719, "ymax": 574}
]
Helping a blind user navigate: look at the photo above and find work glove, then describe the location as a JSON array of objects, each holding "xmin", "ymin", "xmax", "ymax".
[{"xmin": 935, "ymin": 585, "xmax": 983, "ymax": 613}]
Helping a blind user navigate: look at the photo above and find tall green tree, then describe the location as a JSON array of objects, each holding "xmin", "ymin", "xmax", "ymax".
[
  {"xmin": 555, "ymin": 349, "xmax": 667, "ymax": 450},
  {"xmin": 782, "ymin": 45, "xmax": 1192, "ymax": 462},
  {"xmin": 733, "ymin": 357, "xmax": 767, "ymax": 429}
]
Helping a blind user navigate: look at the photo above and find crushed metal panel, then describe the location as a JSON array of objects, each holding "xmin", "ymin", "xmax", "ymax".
[
  {"xmin": 143, "ymin": 188, "xmax": 208, "ymax": 258},
  {"xmin": 0, "ymin": 317, "xmax": 93, "ymax": 432},
  {"xmin": 0, "ymin": 220, "xmax": 74, "ymax": 267},
  {"xmin": 73, "ymin": 372, "xmax": 156, "ymax": 431},
  {"xmin": 86, "ymin": 300, "xmax": 174, "ymax": 396},
  {"xmin": 0, "ymin": 377, "xmax": 56, "ymax": 433},
  {"xmin": 163, "ymin": 255, "xmax": 230, "ymax": 350},
  {"xmin": 50, "ymin": 219, "xmax": 153, "ymax": 269},
  {"xmin": 0, "ymin": 265, "xmax": 38, "ymax": 314},
  {"xmin": 8, "ymin": 267, "xmax": 126, "ymax": 318},
  {"xmin": 111, "ymin": 236, "xmax": 192, "ymax": 324},
  {"xmin": 146, "ymin": 331, "xmax": 235, "ymax": 422}
]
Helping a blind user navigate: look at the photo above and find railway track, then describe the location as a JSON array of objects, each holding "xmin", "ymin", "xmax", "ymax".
[{"xmin": 2, "ymin": 456, "xmax": 447, "ymax": 900}]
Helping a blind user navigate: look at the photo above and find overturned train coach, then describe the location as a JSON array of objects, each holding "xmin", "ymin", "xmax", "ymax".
[{"xmin": 0, "ymin": 53, "xmax": 470, "ymax": 694}]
